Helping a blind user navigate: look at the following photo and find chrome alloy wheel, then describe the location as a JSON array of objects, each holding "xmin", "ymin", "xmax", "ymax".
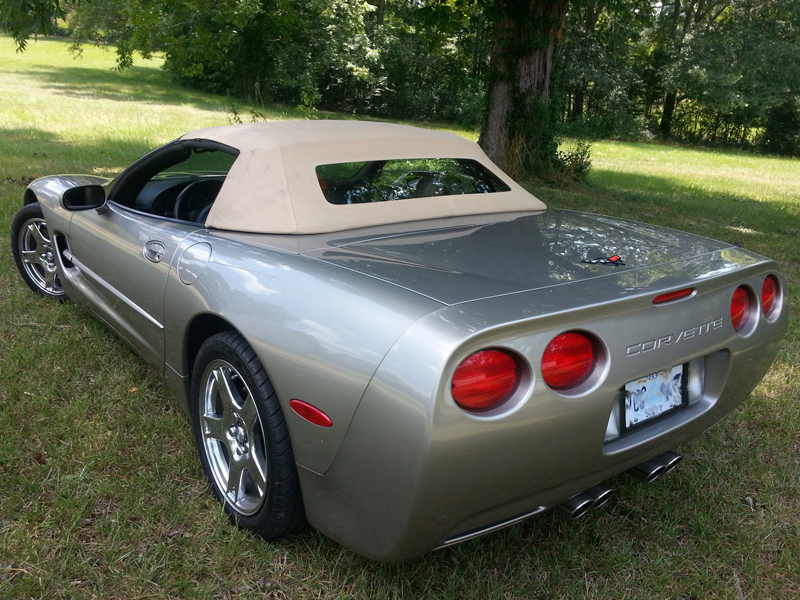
[
  {"xmin": 17, "ymin": 217, "xmax": 66, "ymax": 297},
  {"xmin": 199, "ymin": 359, "xmax": 268, "ymax": 516}
]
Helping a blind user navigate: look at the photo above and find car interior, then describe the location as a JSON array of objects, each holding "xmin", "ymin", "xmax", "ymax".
[
  {"xmin": 107, "ymin": 139, "xmax": 238, "ymax": 224},
  {"xmin": 316, "ymin": 158, "xmax": 511, "ymax": 205}
]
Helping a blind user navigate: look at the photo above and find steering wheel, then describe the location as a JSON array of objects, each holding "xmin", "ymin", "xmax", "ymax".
[{"xmin": 173, "ymin": 180, "xmax": 223, "ymax": 223}]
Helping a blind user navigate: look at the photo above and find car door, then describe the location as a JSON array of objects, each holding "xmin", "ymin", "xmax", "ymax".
[
  {"xmin": 66, "ymin": 205, "xmax": 198, "ymax": 366},
  {"xmin": 63, "ymin": 139, "xmax": 238, "ymax": 369}
]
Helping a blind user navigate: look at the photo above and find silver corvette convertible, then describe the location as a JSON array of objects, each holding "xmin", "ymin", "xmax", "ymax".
[{"xmin": 10, "ymin": 121, "xmax": 787, "ymax": 561}]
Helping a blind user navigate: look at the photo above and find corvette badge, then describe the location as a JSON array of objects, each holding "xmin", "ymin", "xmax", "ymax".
[{"xmin": 581, "ymin": 254, "xmax": 625, "ymax": 266}]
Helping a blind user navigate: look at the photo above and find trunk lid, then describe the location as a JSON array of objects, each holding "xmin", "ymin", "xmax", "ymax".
[{"xmin": 304, "ymin": 209, "xmax": 737, "ymax": 305}]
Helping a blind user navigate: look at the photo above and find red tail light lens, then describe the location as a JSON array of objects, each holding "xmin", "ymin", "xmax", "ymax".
[
  {"xmin": 452, "ymin": 349, "xmax": 521, "ymax": 412},
  {"xmin": 762, "ymin": 275, "xmax": 778, "ymax": 318},
  {"xmin": 541, "ymin": 332, "xmax": 597, "ymax": 390},
  {"xmin": 653, "ymin": 288, "xmax": 694, "ymax": 304},
  {"xmin": 730, "ymin": 286, "xmax": 751, "ymax": 332}
]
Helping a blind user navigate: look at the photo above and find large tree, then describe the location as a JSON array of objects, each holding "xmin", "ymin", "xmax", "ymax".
[{"xmin": 479, "ymin": 0, "xmax": 570, "ymax": 176}]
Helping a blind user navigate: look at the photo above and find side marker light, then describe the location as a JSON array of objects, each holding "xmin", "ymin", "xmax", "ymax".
[{"xmin": 290, "ymin": 399, "xmax": 333, "ymax": 428}]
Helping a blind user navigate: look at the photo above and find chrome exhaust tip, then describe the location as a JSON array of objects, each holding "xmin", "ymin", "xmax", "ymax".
[
  {"xmin": 559, "ymin": 492, "xmax": 594, "ymax": 519},
  {"xmin": 628, "ymin": 459, "xmax": 666, "ymax": 483},
  {"xmin": 584, "ymin": 483, "xmax": 614, "ymax": 509},
  {"xmin": 653, "ymin": 450, "xmax": 682, "ymax": 474}
]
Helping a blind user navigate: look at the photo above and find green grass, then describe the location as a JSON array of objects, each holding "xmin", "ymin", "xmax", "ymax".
[{"xmin": 1, "ymin": 36, "xmax": 799, "ymax": 599}]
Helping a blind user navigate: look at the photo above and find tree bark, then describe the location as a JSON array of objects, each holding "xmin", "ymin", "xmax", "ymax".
[
  {"xmin": 570, "ymin": 88, "xmax": 584, "ymax": 121},
  {"xmin": 659, "ymin": 90, "xmax": 678, "ymax": 137},
  {"xmin": 375, "ymin": 0, "xmax": 385, "ymax": 26},
  {"xmin": 479, "ymin": 0, "xmax": 570, "ymax": 177}
]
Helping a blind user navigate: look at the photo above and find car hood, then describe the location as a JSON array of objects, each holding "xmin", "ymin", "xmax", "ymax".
[{"xmin": 303, "ymin": 209, "xmax": 744, "ymax": 305}]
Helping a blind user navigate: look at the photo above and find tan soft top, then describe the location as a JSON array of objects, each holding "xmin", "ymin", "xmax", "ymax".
[{"xmin": 181, "ymin": 120, "xmax": 546, "ymax": 234}]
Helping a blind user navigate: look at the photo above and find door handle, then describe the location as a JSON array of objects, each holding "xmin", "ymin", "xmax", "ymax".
[{"xmin": 143, "ymin": 241, "xmax": 166, "ymax": 263}]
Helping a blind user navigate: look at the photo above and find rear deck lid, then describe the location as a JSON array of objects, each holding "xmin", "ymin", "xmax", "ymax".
[{"xmin": 303, "ymin": 209, "xmax": 745, "ymax": 305}]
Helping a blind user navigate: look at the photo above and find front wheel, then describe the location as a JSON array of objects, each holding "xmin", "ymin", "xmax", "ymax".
[
  {"xmin": 190, "ymin": 331, "xmax": 306, "ymax": 538},
  {"xmin": 10, "ymin": 203, "xmax": 67, "ymax": 301}
]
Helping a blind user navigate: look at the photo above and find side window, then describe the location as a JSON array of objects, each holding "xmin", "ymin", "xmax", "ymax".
[{"xmin": 109, "ymin": 141, "xmax": 238, "ymax": 224}]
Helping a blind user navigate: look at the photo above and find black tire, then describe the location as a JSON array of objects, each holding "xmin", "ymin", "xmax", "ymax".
[
  {"xmin": 190, "ymin": 331, "xmax": 306, "ymax": 538},
  {"xmin": 10, "ymin": 203, "xmax": 68, "ymax": 301}
]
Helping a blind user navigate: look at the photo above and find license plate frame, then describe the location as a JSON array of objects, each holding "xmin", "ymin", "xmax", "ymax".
[{"xmin": 621, "ymin": 364, "xmax": 688, "ymax": 432}]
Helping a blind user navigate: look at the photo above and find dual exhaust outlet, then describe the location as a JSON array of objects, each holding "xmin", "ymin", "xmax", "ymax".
[{"xmin": 559, "ymin": 450, "xmax": 682, "ymax": 519}]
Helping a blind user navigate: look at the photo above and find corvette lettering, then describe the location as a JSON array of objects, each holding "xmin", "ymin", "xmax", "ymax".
[{"xmin": 626, "ymin": 318, "xmax": 724, "ymax": 356}]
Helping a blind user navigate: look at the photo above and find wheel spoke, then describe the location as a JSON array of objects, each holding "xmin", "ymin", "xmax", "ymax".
[
  {"xmin": 43, "ymin": 268, "xmax": 59, "ymax": 293},
  {"xmin": 20, "ymin": 249, "xmax": 41, "ymax": 266},
  {"xmin": 212, "ymin": 366, "xmax": 241, "ymax": 412},
  {"xmin": 226, "ymin": 459, "xmax": 245, "ymax": 501},
  {"xmin": 237, "ymin": 394, "xmax": 267, "ymax": 495},
  {"xmin": 239, "ymin": 393, "xmax": 258, "ymax": 432},
  {"xmin": 245, "ymin": 452, "xmax": 267, "ymax": 496},
  {"xmin": 202, "ymin": 413, "xmax": 226, "ymax": 441},
  {"xmin": 27, "ymin": 221, "xmax": 48, "ymax": 246}
]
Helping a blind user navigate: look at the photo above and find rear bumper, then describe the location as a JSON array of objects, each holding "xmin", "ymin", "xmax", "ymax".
[{"xmin": 298, "ymin": 261, "xmax": 788, "ymax": 561}]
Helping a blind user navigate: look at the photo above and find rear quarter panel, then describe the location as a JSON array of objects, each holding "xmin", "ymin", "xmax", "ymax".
[{"xmin": 163, "ymin": 230, "xmax": 444, "ymax": 474}]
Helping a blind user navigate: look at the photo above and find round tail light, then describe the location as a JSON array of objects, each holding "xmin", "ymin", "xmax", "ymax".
[
  {"xmin": 761, "ymin": 275, "xmax": 778, "ymax": 318},
  {"xmin": 730, "ymin": 286, "xmax": 751, "ymax": 333},
  {"xmin": 541, "ymin": 332, "xmax": 598, "ymax": 390},
  {"xmin": 452, "ymin": 349, "xmax": 521, "ymax": 412}
]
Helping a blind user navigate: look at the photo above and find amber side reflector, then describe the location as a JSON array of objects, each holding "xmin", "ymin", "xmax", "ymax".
[
  {"xmin": 653, "ymin": 288, "xmax": 694, "ymax": 304},
  {"xmin": 290, "ymin": 399, "xmax": 333, "ymax": 428}
]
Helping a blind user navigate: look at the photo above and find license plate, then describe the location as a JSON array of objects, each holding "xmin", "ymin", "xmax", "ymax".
[{"xmin": 624, "ymin": 365, "xmax": 685, "ymax": 429}]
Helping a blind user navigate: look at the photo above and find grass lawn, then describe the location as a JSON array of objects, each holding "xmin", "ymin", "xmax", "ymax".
[{"xmin": 1, "ymin": 36, "xmax": 799, "ymax": 600}]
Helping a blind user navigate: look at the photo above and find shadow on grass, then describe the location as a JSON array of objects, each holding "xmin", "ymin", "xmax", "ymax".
[
  {"xmin": 14, "ymin": 63, "xmax": 233, "ymax": 112},
  {"xmin": 0, "ymin": 127, "xmax": 158, "ymax": 181}
]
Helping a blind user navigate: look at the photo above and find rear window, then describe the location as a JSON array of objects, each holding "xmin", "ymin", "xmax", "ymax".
[{"xmin": 316, "ymin": 158, "xmax": 511, "ymax": 205}]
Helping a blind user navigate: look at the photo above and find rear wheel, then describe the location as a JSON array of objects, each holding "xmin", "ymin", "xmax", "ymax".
[
  {"xmin": 10, "ymin": 203, "xmax": 67, "ymax": 301},
  {"xmin": 191, "ymin": 331, "xmax": 306, "ymax": 538}
]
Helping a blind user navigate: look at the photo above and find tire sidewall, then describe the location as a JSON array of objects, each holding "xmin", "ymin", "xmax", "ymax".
[
  {"xmin": 190, "ymin": 331, "xmax": 303, "ymax": 537},
  {"xmin": 10, "ymin": 202, "xmax": 68, "ymax": 301}
]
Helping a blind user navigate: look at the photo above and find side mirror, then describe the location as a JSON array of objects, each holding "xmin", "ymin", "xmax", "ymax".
[{"xmin": 62, "ymin": 185, "xmax": 107, "ymax": 211}]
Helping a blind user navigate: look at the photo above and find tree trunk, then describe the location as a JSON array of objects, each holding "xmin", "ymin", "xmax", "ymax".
[
  {"xmin": 375, "ymin": 0, "xmax": 385, "ymax": 26},
  {"xmin": 472, "ymin": 14, "xmax": 486, "ymax": 77},
  {"xmin": 570, "ymin": 87, "xmax": 585, "ymax": 121},
  {"xmin": 659, "ymin": 90, "xmax": 678, "ymax": 137},
  {"xmin": 479, "ymin": 0, "xmax": 570, "ymax": 177}
]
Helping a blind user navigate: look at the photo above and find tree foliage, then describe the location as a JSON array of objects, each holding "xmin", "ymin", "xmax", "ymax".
[
  {"xmin": 55, "ymin": 0, "xmax": 492, "ymax": 126},
  {"xmin": 1, "ymin": 0, "xmax": 66, "ymax": 50},
  {"xmin": 560, "ymin": 0, "xmax": 800, "ymax": 154},
  {"xmin": 3, "ymin": 0, "xmax": 800, "ymax": 168}
]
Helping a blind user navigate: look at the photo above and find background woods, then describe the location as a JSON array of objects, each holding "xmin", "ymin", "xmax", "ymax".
[{"xmin": 2, "ymin": 0, "xmax": 800, "ymax": 171}]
